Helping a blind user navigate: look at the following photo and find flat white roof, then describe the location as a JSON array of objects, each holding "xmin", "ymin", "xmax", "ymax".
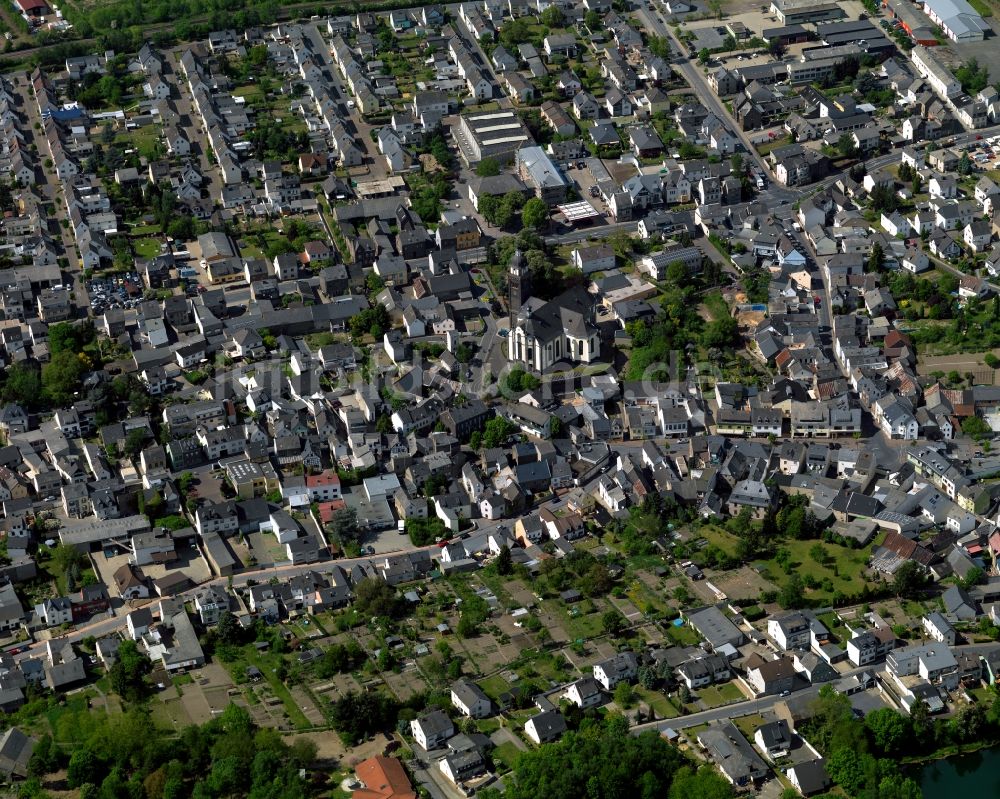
[{"xmin": 558, "ymin": 201, "xmax": 600, "ymax": 221}]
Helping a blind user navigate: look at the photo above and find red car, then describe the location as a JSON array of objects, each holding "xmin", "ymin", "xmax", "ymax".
[{"xmin": 977, "ymin": 134, "xmax": 983, "ymax": 140}]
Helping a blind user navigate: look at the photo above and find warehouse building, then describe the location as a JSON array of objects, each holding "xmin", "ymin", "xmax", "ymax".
[
  {"xmin": 454, "ymin": 110, "xmax": 532, "ymax": 166},
  {"xmin": 921, "ymin": 0, "xmax": 990, "ymax": 43},
  {"xmin": 770, "ymin": 0, "xmax": 845, "ymax": 26}
]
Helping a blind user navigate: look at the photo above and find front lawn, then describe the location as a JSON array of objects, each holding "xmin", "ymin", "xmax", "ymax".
[{"xmin": 697, "ymin": 682, "xmax": 745, "ymax": 708}]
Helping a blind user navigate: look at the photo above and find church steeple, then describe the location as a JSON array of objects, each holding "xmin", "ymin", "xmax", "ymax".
[{"xmin": 508, "ymin": 248, "xmax": 529, "ymax": 328}]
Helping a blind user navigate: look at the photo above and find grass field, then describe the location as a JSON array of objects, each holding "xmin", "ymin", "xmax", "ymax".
[
  {"xmin": 692, "ymin": 523, "xmax": 869, "ymax": 605},
  {"xmin": 769, "ymin": 539, "xmax": 870, "ymax": 603},
  {"xmin": 664, "ymin": 621, "xmax": 702, "ymax": 647},
  {"xmin": 492, "ymin": 741, "xmax": 524, "ymax": 772},
  {"xmin": 635, "ymin": 687, "xmax": 680, "ymax": 719},
  {"xmin": 696, "ymin": 524, "xmax": 739, "ymax": 555},
  {"xmin": 697, "ymin": 682, "xmax": 745, "ymax": 708},
  {"xmin": 970, "ymin": 0, "xmax": 994, "ymax": 17},
  {"xmin": 541, "ymin": 598, "xmax": 604, "ymax": 640},
  {"xmin": 132, "ymin": 237, "xmax": 162, "ymax": 258},
  {"xmin": 733, "ymin": 713, "xmax": 768, "ymax": 739},
  {"xmin": 703, "ymin": 292, "xmax": 730, "ymax": 322},
  {"xmin": 117, "ymin": 125, "xmax": 163, "ymax": 161},
  {"xmin": 625, "ymin": 578, "xmax": 668, "ymax": 616},
  {"xmin": 478, "ymin": 673, "xmax": 511, "ymax": 701}
]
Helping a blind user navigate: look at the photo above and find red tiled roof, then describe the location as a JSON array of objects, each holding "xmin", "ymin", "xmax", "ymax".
[
  {"xmin": 306, "ymin": 471, "xmax": 340, "ymax": 487},
  {"xmin": 354, "ymin": 757, "xmax": 416, "ymax": 799},
  {"xmin": 317, "ymin": 500, "xmax": 347, "ymax": 524}
]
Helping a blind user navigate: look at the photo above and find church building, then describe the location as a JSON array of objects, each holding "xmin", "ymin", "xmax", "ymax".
[{"xmin": 506, "ymin": 250, "xmax": 601, "ymax": 371}]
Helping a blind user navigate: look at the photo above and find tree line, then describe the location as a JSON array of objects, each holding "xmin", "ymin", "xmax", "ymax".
[{"xmin": 25, "ymin": 703, "xmax": 318, "ymax": 799}]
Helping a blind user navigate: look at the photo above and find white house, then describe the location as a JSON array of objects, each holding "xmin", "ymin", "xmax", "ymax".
[
  {"xmin": 410, "ymin": 709, "xmax": 455, "ymax": 750},
  {"xmin": 524, "ymin": 710, "xmax": 567, "ymax": 744},
  {"xmin": 922, "ymin": 612, "xmax": 957, "ymax": 645},
  {"xmin": 593, "ymin": 652, "xmax": 638, "ymax": 690},
  {"xmin": 901, "ymin": 247, "xmax": 930, "ymax": 273},
  {"xmin": 451, "ymin": 679, "xmax": 492, "ymax": 718},
  {"xmin": 562, "ymin": 676, "xmax": 604, "ymax": 708}
]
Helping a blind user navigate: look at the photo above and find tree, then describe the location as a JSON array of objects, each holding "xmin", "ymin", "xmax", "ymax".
[
  {"xmin": 42, "ymin": 350, "xmax": 87, "ymax": 405},
  {"xmin": 836, "ymin": 133, "xmax": 857, "ymax": 158},
  {"xmin": 950, "ymin": 700, "xmax": 986, "ymax": 743},
  {"xmin": 584, "ymin": 9, "xmax": 601, "ymax": 29},
  {"xmin": 877, "ymin": 774, "xmax": 923, "ymax": 799},
  {"xmin": 505, "ymin": 717, "xmax": 687, "ymax": 799},
  {"xmin": 458, "ymin": 594, "xmax": 490, "ymax": 638},
  {"xmin": 329, "ymin": 691, "xmax": 401, "ymax": 745},
  {"xmin": 666, "ymin": 260, "xmax": 688, "ymax": 284},
  {"xmin": 637, "ymin": 665, "xmax": 657, "ymax": 690},
  {"xmin": 405, "ymin": 516, "xmax": 447, "ymax": 546},
  {"xmin": 482, "ymin": 416, "xmax": 516, "ymax": 448},
  {"xmin": 329, "ymin": 507, "xmax": 360, "ymax": 547},
  {"xmin": 354, "ymin": 578, "xmax": 402, "ymax": 620},
  {"xmin": 67, "ymin": 749, "xmax": 102, "ymax": 788},
  {"xmin": 868, "ymin": 183, "xmax": 898, "ymax": 213},
  {"xmin": 476, "ymin": 158, "xmax": 501, "ymax": 177},
  {"xmin": 48, "ymin": 322, "xmax": 88, "ymax": 356},
  {"xmin": 962, "ymin": 415, "xmax": 992, "ymax": 439},
  {"xmin": 216, "ymin": 612, "xmax": 244, "ymax": 648},
  {"xmin": 892, "ymin": 560, "xmax": 925, "ymax": 598},
  {"xmin": 958, "ymin": 151, "xmax": 973, "ymax": 176},
  {"xmin": 668, "ymin": 766, "xmax": 734, "ymax": 799},
  {"xmin": 109, "ymin": 640, "xmax": 152, "ymax": 702},
  {"xmin": 868, "ymin": 241, "xmax": 885, "ymax": 273},
  {"xmin": 825, "ymin": 748, "xmax": 877, "ymax": 796},
  {"xmin": 540, "ymin": 5, "xmax": 563, "ymax": 26},
  {"xmin": 648, "ymin": 35, "xmax": 671, "ymax": 59},
  {"xmin": 865, "ymin": 708, "xmax": 909, "ymax": 755},
  {"xmin": 484, "ymin": 190, "xmax": 526, "ymax": 229},
  {"xmin": 1, "ymin": 362, "xmax": 41, "ymax": 409},
  {"xmin": 522, "ymin": 197, "xmax": 549, "ymax": 229},
  {"xmin": 602, "ymin": 610, "xmax": 625, "ymax": 635},
  {"xmin": 778, "ymin": 575, "xmax": 806, "ymax": 609},
  {"xmin": 702, "ymin": 317, "xmax": 738, "ymax": 349},
  {"xmin": 956, "ymin": 58, "xmax": 989, "ymax": 94},
  {"xmin": 366, "ymin": 272, "xmax": 385, "ymax": 295},
  {"xmin": 122, "ymin": 428, "xmax": 148, "ymax": 460},
  {"xmin": 495, "ymin": 544, "xmax": 513, "ymax": 575},
  {"xmin": 960, "ymin": 566, "xmax": 985, "ymax": 588},
  {"xmin": 614, "ymin": 681, "xmax": 635, "ymax": 708},
  {"xmin": 698, "ymin": 48, "xmax": 710, "ymax": 64},
  {"xmin": 27, "ymin": 734, "xmax": 60, "ymax": 777}
]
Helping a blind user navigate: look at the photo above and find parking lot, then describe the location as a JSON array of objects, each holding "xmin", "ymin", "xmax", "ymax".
[{"xmin": 87, "ymin": 272, "xmax": 144, "ymax": 316}]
